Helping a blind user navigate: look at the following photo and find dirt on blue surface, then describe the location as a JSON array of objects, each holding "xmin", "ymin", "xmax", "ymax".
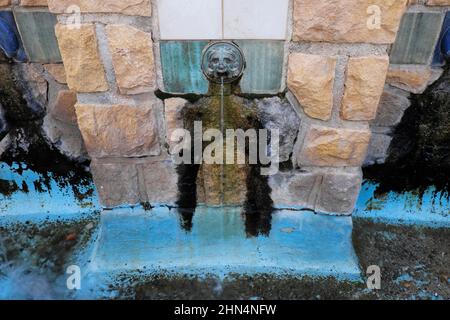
[{"xmin": 0, "ymin": 212, "xmax": 448, "ymax": 300}]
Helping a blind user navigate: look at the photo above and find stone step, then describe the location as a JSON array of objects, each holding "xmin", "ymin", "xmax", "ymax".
[{"xmin": 86, "ymin": 207, "xmax": 362, "ymax": 281}]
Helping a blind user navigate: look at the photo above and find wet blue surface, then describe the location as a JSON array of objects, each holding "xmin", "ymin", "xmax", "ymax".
[
  {"xmin": 354, "ymin": 181, "xmax": 450, "ymax": 228},
  {"xmin": 87, "ymin": 207, "xmax": 361, "ymax": 281},
  {"xmin": 0, "ymin": 162, "xmax": 100, "ymax": 224}
]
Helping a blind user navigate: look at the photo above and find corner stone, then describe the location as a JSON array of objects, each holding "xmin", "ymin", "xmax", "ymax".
[
  {"xmin": 341, "ymin": 55, "xmax": 389, "ymax": 121},
  {"xmin": 55, "ymin": 24, "xmax": 108, "ymax": 93},
  {"xmin": 315, "ymin": 168, "xmax": 363, "ymax": 215},
  {"xmin": 288, "ymin": 53, "xmax": 336, "ymax": 121}
]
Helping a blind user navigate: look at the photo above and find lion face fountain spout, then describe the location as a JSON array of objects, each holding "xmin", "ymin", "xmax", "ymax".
[{"xmin": 201, "ymin": 41, "xmax": 245, "ymax": 84}]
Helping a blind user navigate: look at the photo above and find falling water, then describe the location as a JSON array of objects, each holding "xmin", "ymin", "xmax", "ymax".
[{"xmin": 220, "ymin": 77, "xmax": 225, "ymax": 205}]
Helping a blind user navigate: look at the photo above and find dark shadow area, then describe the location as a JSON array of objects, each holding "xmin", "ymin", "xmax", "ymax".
[
  {"xmin": 0, "ymin": 59, "xmax": 93, "ymax": 201},
  {"xmin": 364, "ymin": 64, "xmax": 450, "ymax": 198},
  {"xmin": 176, "ymin": 164, "xmax": 200, "ymax": 232}
]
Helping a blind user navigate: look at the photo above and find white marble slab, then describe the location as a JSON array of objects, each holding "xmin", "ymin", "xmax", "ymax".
[
  {"xmin": 158, "ymin": 0, "xmax": 222, "ymax": 40},
  {"xmin": 223, "ymin": 0, "xmax": 289, "ymax": 40}
]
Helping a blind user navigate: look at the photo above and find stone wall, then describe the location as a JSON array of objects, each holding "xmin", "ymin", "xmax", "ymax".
[
  {"xmin": 2, "ymin": 0, "xmax": 449, "ymax": 214},
  {"xmin": 0, "ymin": 0, "xmax": 86, "ymax": 161}
]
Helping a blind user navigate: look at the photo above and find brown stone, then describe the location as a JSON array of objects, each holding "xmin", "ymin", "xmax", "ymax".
[
  {"xmin": 106, "ymin": 25, "xmax": 155, "ymax": 95},
  {"xmin": 164, "ymin": 98, "xmax": 188, "ymax": 153},
  {"xmin": 427, "ymin": 0, "xmax": 450, "ymax": 5},
  {"xmin": 51, "ymin": 90, "xmax": 78, "ymax": 124},
  {"xmin": 293, "ymin": 0, "xmax": 408, "ymax": 44},
  {"xmin": 0, "ymin": 0, "xmax": 10, "ymax": 6},
  {"xmin": 287, "ymin": 53, "xmax": 336, "ymax": 121},
  {"xmin": 341, "ymin": 56, "xmax": 389, "ymax": 121},
  {"xmin": 20, "ymin": 0, "xmax": 48, "ymax": 6},
  {"xmin": 44, "ymin": 64, "xmax": 67, "ymax": 84},
  {"xmin": 373, "ymin": 86, "xmax": 411, "ymax": 127},
  {"xmin": 315, "ymin": 168, "xmax": 363, "ymax": 215},
  {"xmin": 55, "ymin": 24, "xmax": 108, "ymax": 93},
  {"xmin": 90, "ymin": 159, "xmax": 140, "ymax": 208},
  {"xmin": 297, "ymin": 125, "xmax": 371, "ymax": 167},
  {"xmin": 75, "ymin": 104, "xmax": 161, "ymax": 158},
  {"xmin": 386, "ymin": 65, "xmax": 444, "ymax": 94},
  {"xmin": 138, "ymin": 158, "xmax": 178, "ymax": 205},
  {"xmin": 269, "ymin": 170, "xmax": 321, "ymax": 210},
  {"xmin": 48, "ymin": 0, "xmax": 151, "ymax": 16}
]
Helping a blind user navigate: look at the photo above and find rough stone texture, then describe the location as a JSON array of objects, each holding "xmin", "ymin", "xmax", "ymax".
[
  {"xmin": 164, "ymin": 98, "xmax": 188, "ymax": 153},
  {"xmin": 75, "ymin": 104, "xmax": 160, "ymax": 158},
  {"xmin": 427, "ymin": 0, "xmax": 450, "ymax": 5},
  {"xmin": 297, "ymin": 125, "xmax": 371, "ymax": 167},
  {"xmin": 364, "ymin": 133, "xmax": 392, "ymax": 166},
  {"xmin": 13, "ymin": 63, "xmax": 48, "ymax": 112},
  {"xmin": 55, "ymin": 24, "xmax": 108, "ymax": 93},
  {"xmin": 48, "ymin": 0, "xmax": 151, "ymax": 16},
  {"xmin": 0, "ymin": 0, "xmax": 10, "ymax": 6},
  {"xmin": 255, "ymin": 97, "xmax": 301, "ymax": 162},
  {"xmin": 287, "ymin": 53, "xmax": 336, "ymax": 121},
  {"xmin": 51, "ymin": 90, "xmax": 78, "ymax": 124},
  {"xmin": 386, "ymin": 65, "xmax": 444, "ymax": 94},
  {"xmin": 42, "ymin": 116, "xmax": 87, "ymax": 160},
  {"xmin": 341, "ymin": 56, "xmax": 389, "ymax": 121},
  {"xmin": 293, "ymin": 0, "xmax": 408, "ymax": 44},
  {"xmin": 269, "ymin": 170, "xmax": 320, "ymax": 210},
  {"xmin": 372, "ymin": 86, "xmax": 411, "ymax": 127},
  {"xmin": 90, "ymin": 159, "xmax": 140, "ymax": 208},
  {"xmin": 138, "ymin": 158, "xmax": 179, "ymax": 205},
  {"xmin": 315, "ymin": 168, "xmax": 363, "ymax": 215},
  {"xmin": 106, "ymin": 25, "xmax": 155, "ymax": 95},
  {"xmin": 20, "ymin": 0, "xmax": 48, "ymax": 6},
  {"xmin": 44, "ymin": 64, "xmax": 67, "ymax": 84},
  {"xmin": 90, "ymin": 157, "xmax": 178, "ymax": 208}
]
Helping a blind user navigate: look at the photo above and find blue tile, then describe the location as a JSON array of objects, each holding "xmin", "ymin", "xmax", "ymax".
[
  {"xmin": 390, "ymin": 12, "xmax": 444, "ymax": 65},
  {"xmin": 0, "ymin": 11, "xmax": 26, "ymax": 61},
  {"xmin": 13, "ymin": 9, "xmax": 61, "ymax": 63},
  {"xmin": 160, "ymin": 41, "xmax": 209, "ymax": 94},
  {"xmin": 236, "ymin": 40, "xmax": 284, "ymax": 94},
  {"xmin": 432, "ymin": 12, "xmax": 450, "ymax": 66}
]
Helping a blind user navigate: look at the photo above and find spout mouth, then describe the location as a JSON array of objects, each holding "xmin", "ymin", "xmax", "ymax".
[{"xmin": 201, "ymin": 41, "xmax": 245, "ymax": 84}]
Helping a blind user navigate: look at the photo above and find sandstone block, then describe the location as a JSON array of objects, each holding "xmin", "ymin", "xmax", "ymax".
[
  {"xmin": 164, "ymin": 98, "xmax": 188, "ymax": 153},
  {"xmin": 75, "ymin": 104, "xmax": 161, "ymax": 158},
  {"xmin": 288, "ymin": 53, "xmax": 336, "ymax": 121},
  {"xmin": 341, "ymin": 55, "xmax": 389, "ymax": 121},
  {"xmin": 20, "ymin": 0, "xmax": 48, "ymax": 6},
  {"xmin": 44, "ymin": 64, "xmax": 67, "ymax": 84},
  {"xmin": 106, "ymin": 25, "xmax": 155, "ymax": 95},
  {"xmin": 293, "ymin": 0, "xmax": 407, "ymax": 44},
  {"xmin": 315, "ymin": 168, "xmax": 363, "ymax": 215},
  {"xmin": 90, "ymin": 159, "xmax": 140, "ymax": 208},
  {"xmin": 386, "ymin": 65, "xmax": 444, "ymax": 94},
  {"xmin": 138, "ymin": 158, "xmax": 179, "ymax": 205},
  {"xmin": 51, "ymin": 90, "xmax": 78, "ymax": 125},
  {"xmin": 269, "ymin": 170, "xmax": 321, "ymax": 210},
  {"xmin": 48, "ymin": 0, "xmax": 151, "ymax": 16},
  {"xmin": 55, "ymin": 24, "xmax": 108, "ymax": 92},
  {"xmin": 297, "ymin": 125, "xmax": 371, "ymax": 167}
]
